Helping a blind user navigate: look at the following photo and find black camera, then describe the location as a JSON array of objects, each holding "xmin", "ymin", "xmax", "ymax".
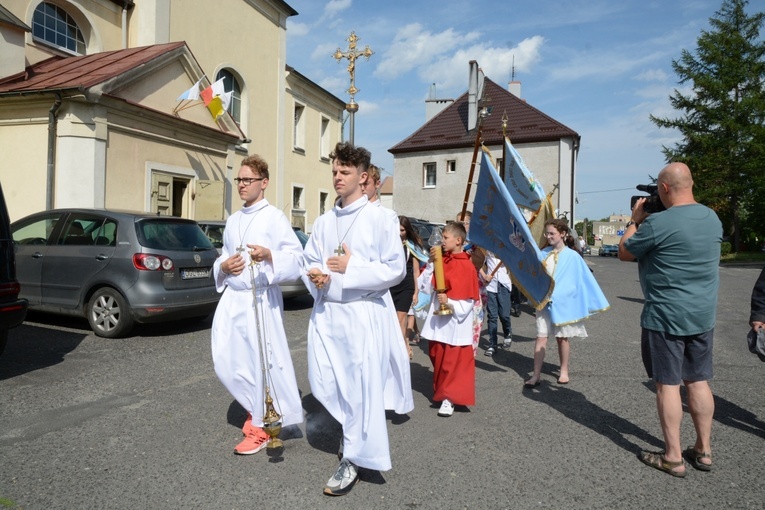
[{"xmin": 630, "ymin": 184, "xmax": 666, "ymax": 214}]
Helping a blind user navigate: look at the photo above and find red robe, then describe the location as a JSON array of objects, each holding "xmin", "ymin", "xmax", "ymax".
[{"xmin": 428, "ymin": 251, "xmax": 478, "ymax": 405}]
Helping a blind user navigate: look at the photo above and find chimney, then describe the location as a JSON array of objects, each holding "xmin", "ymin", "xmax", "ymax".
[
  {"xmin": 508, "ymin": 80, "xmax": 521, "ymax": 98},
  {"xmin": 425, "ymin": 83, "xmax": 454, "ymax": 121},
  {"xmin": 0, "ymin": 7, "xmax": 31, "ymax": 79}
]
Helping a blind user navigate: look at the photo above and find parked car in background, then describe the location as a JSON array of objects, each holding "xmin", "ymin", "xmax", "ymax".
[
  {"xmin": 197, "ymin": 220, "xmax": 225, "ymax": 254},
  {"xmin": 196, "ymin": 221, "xmax": 309, "ymax": 299},
  {"xmin": 12, "ymin": 209, "xmax": 220, "ymax": 338},
  {"xmin": 408, "ymin": 217, "xmax": 444, "ymax": 250},
  {"xmin": 0, "ymin": 182, "xmax": 27, "ymax": 356},
  {"xmin": 599, "ymin": 244, "xmax": 619, "ymax": 257},
  {"xmin": 282, "ymin": 227, "xmax": 309, "ymax": 299}
]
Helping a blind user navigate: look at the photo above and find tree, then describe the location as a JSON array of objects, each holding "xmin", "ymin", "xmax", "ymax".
[{"xmin": 650, "ymin": 0, "xmax": 765, "ymax": 251}]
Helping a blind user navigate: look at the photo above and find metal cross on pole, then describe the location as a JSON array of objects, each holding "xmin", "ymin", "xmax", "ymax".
[{"xmin": 333, "ymin": 31, "xmax": 373, "ymax": 144}]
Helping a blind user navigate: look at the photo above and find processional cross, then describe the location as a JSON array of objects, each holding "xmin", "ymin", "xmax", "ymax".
[{"xmin": 333, "ymin": 31, "xmax": 374, "ymax": 144}]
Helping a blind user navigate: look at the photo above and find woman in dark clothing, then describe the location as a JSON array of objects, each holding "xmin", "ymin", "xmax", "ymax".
[{"xmin": 390, "ymin": 216, "xmax": 427, "ymax": 358}]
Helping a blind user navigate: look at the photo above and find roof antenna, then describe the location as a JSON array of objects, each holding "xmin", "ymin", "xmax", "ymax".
[{"xmin": 511, "ymin": 55, "xmax": 516, "ymax": 82}]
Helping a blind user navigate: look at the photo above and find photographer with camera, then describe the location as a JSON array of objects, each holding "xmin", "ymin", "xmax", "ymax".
[{"xmin": 618, "ymin": 162, "xmax": 722, "ymax": 477}]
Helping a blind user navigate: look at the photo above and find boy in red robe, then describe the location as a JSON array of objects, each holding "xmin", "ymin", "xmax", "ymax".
[{"xmin": 417, "ymin": 222, "xmax": 480, "ymax": 417}]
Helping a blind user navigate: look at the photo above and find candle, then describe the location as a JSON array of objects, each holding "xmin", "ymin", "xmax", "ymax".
[{"xmin": 433, "ymin": 246, "xmax": 446, "ymax": 290}]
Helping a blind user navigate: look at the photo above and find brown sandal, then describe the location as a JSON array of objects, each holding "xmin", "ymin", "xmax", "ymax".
[
  {"xmin": 683, "ymin": 447, "xmax": 712, "ymax": 471},
  {"xmin": 638, "ymin": 450, "xmax": 686, "ymax": 478}
]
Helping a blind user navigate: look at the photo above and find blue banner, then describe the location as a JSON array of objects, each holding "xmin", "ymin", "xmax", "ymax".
[
  {"xmin": 504, "ymin": 137, "xmax": 546, "ymax": 211},
  {"xmin": 470, "ymin": 152, "xmax": 553, "ymax": 308}
]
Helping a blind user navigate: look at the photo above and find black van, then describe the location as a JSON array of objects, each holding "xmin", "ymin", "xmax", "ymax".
[{"xmin": 0, "ymin": 182, "xmax": 27, "ymax": 355}]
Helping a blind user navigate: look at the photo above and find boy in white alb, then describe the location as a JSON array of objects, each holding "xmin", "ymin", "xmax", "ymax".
[
  {"xmin": 303, "ymin": 142, "xmax": 406, "ymax": 496},
  {"xmin": 211, "ymin": 154, "xmax": 304, "ymax": 455}
]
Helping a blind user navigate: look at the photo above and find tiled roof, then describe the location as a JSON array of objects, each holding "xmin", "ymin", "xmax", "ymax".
[
  {"xmin": 379, "ymin": 176, "xmax": 393, "ymax": 194},
  {"xmin": 0, "ymin": 42, "xmax": 186, "ymax": 94},
  {"xmin": 389, "ymin": 78, "xmax": 579, "ymax": 154}
]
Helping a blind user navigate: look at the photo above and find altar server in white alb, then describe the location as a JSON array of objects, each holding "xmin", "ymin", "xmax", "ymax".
[
  {"xmin": 304, "ymin": 142, "xmax": 406, "ymax": 497},
  {"xmin": 360, "ymin": 163, "xmax": 415, "ymax": 414},
  {"xmin": 211, "ymin": 154, "xmax": 304, "ymax": 456}
]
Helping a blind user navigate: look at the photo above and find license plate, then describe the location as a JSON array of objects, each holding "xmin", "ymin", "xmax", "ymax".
[{"xmin": 181, "ymin": 268, "xmax": 211, "ymax": 279}]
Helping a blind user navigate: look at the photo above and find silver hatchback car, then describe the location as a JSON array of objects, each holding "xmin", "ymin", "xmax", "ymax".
[{"xmin": 12, "ymin": 209, "xmax": 220, "ymax": 338}]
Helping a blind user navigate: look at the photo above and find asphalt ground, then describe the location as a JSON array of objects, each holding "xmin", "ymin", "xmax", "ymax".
[{"xmin": 0, "ymin": 257, "xmax": 763, "ymax": 509}]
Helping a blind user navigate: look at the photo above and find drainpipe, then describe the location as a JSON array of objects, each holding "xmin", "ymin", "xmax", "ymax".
[
  {"xmin": 570, "ymin": 136, "xmax": 580, "ymax": 223},
  {"xmin": 47, "ymin": 92, "xmax": 62, "ymax": 210},
  {"xmin": 122, "ymin": 1, "xmax": 128, "ymax": 48}
]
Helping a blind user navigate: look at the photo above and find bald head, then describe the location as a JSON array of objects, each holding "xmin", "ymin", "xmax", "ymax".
[
  {"xmin": 657, "ymin": 162, "xmax": 696, "ymax": 207},
  {"xmin": 658, "ymin": 162, "xmax": 693, "ymax": 190}
]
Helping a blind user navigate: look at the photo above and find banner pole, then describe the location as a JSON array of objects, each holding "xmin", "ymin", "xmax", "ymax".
[{"xmin": 459, "ymin": 126, "xmax": 482, "ymax": 222}]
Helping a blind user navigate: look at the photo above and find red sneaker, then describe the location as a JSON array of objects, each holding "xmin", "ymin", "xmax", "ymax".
[
  {"xmin": 242, "ymin": 413, "xmax": 257, "ymax": 436},
  {"xmin": 234, "ymin": 429, "xmax": 269, "ymax": 455}
]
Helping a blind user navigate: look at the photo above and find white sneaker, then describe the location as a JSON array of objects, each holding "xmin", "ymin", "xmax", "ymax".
[
  {"xmin": 438, "ymin": 399, "xmax": 454, "ymax": 417},
  {"xmin": 323, "ymin": 458, "xmax": 359, "ymax": 496},
  {"xmin": 503, "ymin": 336, "xmax": 513, "ymax": 348}
]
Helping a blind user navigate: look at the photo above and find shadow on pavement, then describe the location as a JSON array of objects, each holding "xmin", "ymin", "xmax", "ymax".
[
  {"xmin": 300, "ymin": 393, "xmax": 387, "ymax": 486},
  {"xmin": 492, "ymin": 347, "xmax": 563, "ymax": 382},
  {"xmin": 617, "ymin": 295, "xmax": 646, "ymax": 304},
  {"xmin": 284, "ymin": 293, "xmax": 314, "ymax": 311},
  {"xmin": 522, "ymin": 383, "xmax": 663, "ymax": 455},
  {"xmin": 0, "ymin": 318, "xmax": 85, "ymax": 380},
  {"xmin": 302, "ymin": 393, "xmax": 342, "ymax": 456},
  {"xmin": 711, "ymin": 394, "xmax": 765, "ymax": 439},
  {"xmin": 642, "ymin": 381, "xmax": 765, "ymax": 440}
]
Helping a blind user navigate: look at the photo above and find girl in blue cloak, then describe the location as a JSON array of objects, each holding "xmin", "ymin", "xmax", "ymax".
[{"xmin": 524, "ymin": 219, "xmax": 609, "ymax": 387}]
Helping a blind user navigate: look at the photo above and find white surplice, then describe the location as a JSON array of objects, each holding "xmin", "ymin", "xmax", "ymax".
[
  {"xmin": 211, "ymin": 199, "xmax": 304, "ymax": 428},
  {"xmin": 303, "ymin": 195, "xmax": 406, "ymax": 471},
  {"xmin": 370, "ymin": 200, "xmax": 414, "ymax": 415},
  {"xmin": 417, "ymin": 263, "xmax": 476, "ymax": 346}
]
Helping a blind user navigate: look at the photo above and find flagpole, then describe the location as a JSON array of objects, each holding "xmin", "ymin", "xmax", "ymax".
[
  {"xmin": 528, "ymin": 185, "xmax": 558, "ymax": 226},
  {"xmin": 501, "ymin": 110, "xmax": 508, "ymax": 181},
  {"xmin": 459, "ymin": 126, "xmax": 482, "ymax": 222}
]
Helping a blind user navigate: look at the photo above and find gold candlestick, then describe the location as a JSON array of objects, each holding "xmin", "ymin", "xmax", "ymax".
[{"xmin": 428, "ymin": 228, "xmax": 452, "ymax": 316}]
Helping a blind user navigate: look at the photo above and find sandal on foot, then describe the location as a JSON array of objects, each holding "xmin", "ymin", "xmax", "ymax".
[
  {"xmin": 683, "ymin": 447, "xmax": 712, "ymax": 472},
  {"xmin": 638, "ymin": 450, "xmax": 686, "ymax": 478}
]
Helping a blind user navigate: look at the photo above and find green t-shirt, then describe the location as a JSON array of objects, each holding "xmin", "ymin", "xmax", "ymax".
[{"xmin": 624, "ymin": 203, "xmax": 722, "ymax": 335}]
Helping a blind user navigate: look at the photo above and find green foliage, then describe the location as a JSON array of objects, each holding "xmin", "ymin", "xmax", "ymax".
[
  {"xmin": 650, "ymin": 0, "xmax": 765, "ymax": 251},
  {"xmin": 574, "ymin": 218, "xmax": 596, "ymax": 245},
  {"xmin": 720, "ymin": 249, "xmax": 765, "ymax": 262},
  {"xmin": 721, "ymin": 241, "xmax": 732, "ymax": 256}
]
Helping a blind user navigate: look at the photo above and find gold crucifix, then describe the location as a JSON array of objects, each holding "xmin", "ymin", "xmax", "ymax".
[{"xmin": 333, "ymin": 31, "xmax": 374, "ymax": 107}]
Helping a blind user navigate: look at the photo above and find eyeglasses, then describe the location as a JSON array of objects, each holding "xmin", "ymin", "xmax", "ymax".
[
  {"xmin": 543, "ymin": 232, "xmax": 559, "ymax": 237},
  {"xmin": 234, "ymin": 177, "xmax": 265, "ymax": 186}
]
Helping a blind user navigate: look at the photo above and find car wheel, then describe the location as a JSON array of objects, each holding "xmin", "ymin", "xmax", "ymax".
[{"xmin": 87, "ymin": 288, "xmax": 134, "ymax": 338}]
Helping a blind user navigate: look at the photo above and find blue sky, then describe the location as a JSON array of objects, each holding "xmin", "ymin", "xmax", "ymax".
[{"xmin": 285, "ymin": 0, "xmax": 729, "ymax": 221}]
